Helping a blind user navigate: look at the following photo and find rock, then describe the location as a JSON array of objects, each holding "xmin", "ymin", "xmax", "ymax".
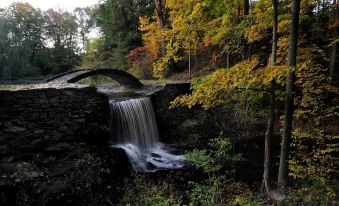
[
  {"xmin": 58, "ymin": 126, "xmax": 68, "ymax": 132},
  {"xmin": 34, "ymin": 130, "xmax": 44, "ymax": 134},
  {"xmin": 4, "ymin": 121, "xmax": 12, "ymax": 127},
  {"xmin": 3, "ymin": 156, "xmax": 14, "ymax": 162},
  {"xmin": 0, "ymin": 145, "xmax": 9, "ymax": 155},
  {"xmin": 46, "ymin": 90, "xmax": 59, "ymax": 97},
  {"xmin": 44, "ymin": 143, "xmax": 71, "ymax": 153},
  {"xmin": 18, "ymin": 145, "xmax": 35, "ymax": 152},
  {"xmin": 269, "ymin": 190, "xmax": 285, "ymax": 201},
  {"xmin": 40, "ymin": 178, "xmax": 67, "ymax": 199},
  {"xmin": 30, "ymin": 139, "xmax": 43, "ymax": 146},
  {"xmin": 0, "ymin": 135, "xmax": 8, "ymax": 142},
  {"xmin": 4, "ymin": 126, "xmax": 26, "ymax": 133},
  {"xmin": 151, "ymin": 153, "xmax": 161, "ymax": 158},
  {"xmin": 0, "ymin": 185, "xmax": 16, "ymax": 206}
]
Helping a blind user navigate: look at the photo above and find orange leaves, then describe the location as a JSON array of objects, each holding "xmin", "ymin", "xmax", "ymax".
[
  {"xmin": 126, "ymin": 47, "xmax": 149, "ymax": 65},
  {"xmin": 245, "ymin": 23, "xmax": 270, "ymax": 44},
  {"xmin": 139, "ymin": 16, "xmax": 162, "ymax": 60}
]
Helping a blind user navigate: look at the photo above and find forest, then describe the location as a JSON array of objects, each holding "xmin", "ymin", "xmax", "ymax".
[
  {"xmin": 0, "ymin": 0, "xmax": 338, "ymax": 205},
  {"xmin": 0, "ymin": 1, "xmax": 337, "ymax": 82}
]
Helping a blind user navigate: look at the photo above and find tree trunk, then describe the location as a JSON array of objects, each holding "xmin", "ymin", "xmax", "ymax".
[
  {"xmin": 227, "ymin": 51, "xmax": 230, "ymax": 69},
  {"xmin": 330, "ymin": 0, "xmax": 338, "ymax": 86},
  {"xmin": 261, "ymin": 0, "xmax": 278, "ymax": 194},
  {"xmin": 237, "ymin": 4, "xmax": 241, "ymax": 24},
  {"xmin": 278, "ymin": 0, "xmax": 300, "ymax": 190},
  {"xmin": 262, "ymin": 80, "xmax": 276, "ymax": 193},
  {"xmin": 330, "ymin": 43, "xmax": 338, "ymax": 86},
  {"xmin": 244, "ymin": 0, "xmax": 249, "ymax": 15},
  {"xmin": 271, "ymin": 0, "xmax": 278, "ymax": 66},
  {"xmin": 188, "ymin": 42, "xmax": 191, "ymax": 78},
  {"xmin": 154, "ymin": 0, "xmax": 166, "ymax": 57},
  {"xmin": 195, "ymin": 45, "xmax": 198, "ymax": 69},
  {"xmin": 243, "ymin": 0, "xmax": 249, "ymax": 60}
]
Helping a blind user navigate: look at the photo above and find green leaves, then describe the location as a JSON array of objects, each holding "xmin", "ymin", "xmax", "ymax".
[
  {"xmin": 185, "ymin": 137, "xmax": 243, "ymax": 173},
  {"xmin": 186, "ymin": 149, "xmax": 220, "ymax": 172}
]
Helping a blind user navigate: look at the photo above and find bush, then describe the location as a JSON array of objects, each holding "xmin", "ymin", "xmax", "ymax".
[{"xmin": 126, "ymin": 47, "xmax": 153, "ymax": 79}]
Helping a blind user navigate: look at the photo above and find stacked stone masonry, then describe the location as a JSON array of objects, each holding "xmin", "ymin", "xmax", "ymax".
[{"xmin": 0, "ymin": 87, "xmax": 109, "ymax": 159}]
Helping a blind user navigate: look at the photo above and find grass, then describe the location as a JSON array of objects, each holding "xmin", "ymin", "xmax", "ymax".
[{"xmin": 0, "ymin": 84, "xmax": 30, "ymax": 90}]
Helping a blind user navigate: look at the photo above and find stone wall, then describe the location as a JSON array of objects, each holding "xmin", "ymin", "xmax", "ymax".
[
  {"xmin": 0, "ymin": 83, "xmax": 272, "ymax": 205},
  {"xmin": 0, "ymin": 87, "xmax": 109, "ymax": 159},
  {"xmin": 150, "ymin": 83, "xmax": 191, "ymax": 143},
  {"xmin": 150, "ymin": 83, "xmax": 224, "ymax": 146}
]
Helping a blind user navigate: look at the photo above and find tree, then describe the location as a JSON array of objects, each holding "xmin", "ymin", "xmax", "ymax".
[
  {"xmin": 154, "ymin": 0, "xmax": 166, "ymax": 56},
  {"xmin": 242, "ymin": 0, "xmax": 249, "ymax": 60},
  {"xmin": 88, "ymin": 0, "xmax": 153, "ymax": 70},
  {"xmin": 44, "ymin": 9, "xmax": 80, "ymax": 73},
  {"xmin": 330, "ymin": 0, "xmax": 338, "ymax": 86},
  {"xmin": 9, "ymin": 3, "xmax": 44, "ymax": 62},
  {"xmin": 278, "ymin": 0, "xmax": 300, "ymax": 190},
  {"xmin": 261, "ymin": 80, "xmax": 276, "ymax": 193},
  {"xmin": 261, "ymin": 0, "xmax": 279, "ymax": 194},
  {"xmin": 0, "ymin": 2, "xmax": 44, "ymax": 78},
  {"xmin": 271, "ymin": 0, "xmax": 278, "ymax": 66},
  {"xmin": 74, "ymin": 7, "xmax": 94, "ymax": 52}
]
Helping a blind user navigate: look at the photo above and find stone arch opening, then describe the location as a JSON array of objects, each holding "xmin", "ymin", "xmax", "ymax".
[{"xmin": 46, "ymin": 69, "xmax": 143, "ymax": 88}]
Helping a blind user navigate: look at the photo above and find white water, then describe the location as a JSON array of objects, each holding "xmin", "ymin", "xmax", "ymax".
[{"xmin": 109, "ymin": 97, "xmax": 185, "ymax": 172}]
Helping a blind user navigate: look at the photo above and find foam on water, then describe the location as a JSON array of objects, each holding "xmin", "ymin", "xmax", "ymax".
[{"xmin": 109, "ymin": 97, "xmax": 185, "ymax": 172}]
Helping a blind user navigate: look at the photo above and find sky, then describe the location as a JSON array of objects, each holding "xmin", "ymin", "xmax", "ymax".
[
  {"xmin": 0, "ymin": 0, "xmax": 100, "ymax": 11},
  {"xmin": 0, "ymin": 0, "xmax": 101, "ymax": 40}
]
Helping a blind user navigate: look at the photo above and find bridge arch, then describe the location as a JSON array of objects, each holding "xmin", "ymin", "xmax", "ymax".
[{"xmin": 46, "ymin": 69, "xmax": 143, "ymax": 88}]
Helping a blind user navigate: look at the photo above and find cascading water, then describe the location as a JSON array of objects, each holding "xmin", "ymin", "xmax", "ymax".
[{"xmin": 109, "ymin": 97, "xmax": 185, "ymax": 172}]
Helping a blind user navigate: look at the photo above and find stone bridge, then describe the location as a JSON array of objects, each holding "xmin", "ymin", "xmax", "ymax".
[{"xmin": 46, "ymin": 69, "xmax": 143, "ymax": 88}]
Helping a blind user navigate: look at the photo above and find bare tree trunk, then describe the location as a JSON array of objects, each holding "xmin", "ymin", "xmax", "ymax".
[
  {"xmin": 237, "ymin": 4, "xmax": 241, "ymax": 24},
  {"xmin": 330, "ymin": 43, "xmax": 338, "ymax": 86},
  {"xmin": 195, "ymin": 46, "xmax": 198, "ymax": 69},
  {"xmin": 244, "ymin": 0, "xmax": 249, "ymax": 15},
  {"xmin": 271, "ymin": 0, "xmax": 278, "ymax": 66},
  {"xmin": 262, "ymin": 80, "xmax": 276, "ymax": 193},
  {"xmin": 227, "ymin": 51, "xmax": 230, "ymax": 69},
  {"xmin": 278, "ymin": 0, "xmax": 300, "ymax": 190},
  {"xmin": 243, "ymin": 0, "xmax": 249, "ymax": 60},
  {"xmin": 261, "ymin": 0, "xmax": 278, "ymax": 195},
  {"xmin": 154, "ymin": 0, "xmax": 166, "ymax": 57},
  {"xmin": 188, "ymin": 42, "xmax": 191, "ymax": 78},
  {"xmin": 330, "ymin": 0, "xmax": 338, "ymax": 86}
]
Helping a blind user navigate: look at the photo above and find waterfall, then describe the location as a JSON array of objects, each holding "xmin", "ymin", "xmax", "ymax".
[{"xmin": 109, "ymin": 97, "xmax": 184, "ymax": 172}]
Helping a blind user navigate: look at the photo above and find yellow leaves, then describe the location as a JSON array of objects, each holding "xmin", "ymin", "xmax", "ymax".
[
  {"xmin": 276, "ymin": 37, "xmax": 289, "ymax": 64},
  {"xmin": 139, "ymin": 16, "xmax": 162, "ymax": 60},
  {"xmin": 245, "ymin": 23, "xmax": 270, "ymax": 44},
  {"xmin": 289, "ymin": 133, "xmax": 339, "ymax": 180},
  {"xmin": 152, "ymin": 58, "xmax": 169, "ymax": 80},
  {"xmin": 203, "ymin": 17, "xmax": 231, "ymax": 46},
  {"xmin": 244, "ymin": 0, "xmax": 272, "ymax": 43},
  {"xmin": 171, "ymin": 59, "xmax": 261, "ymax": 109},
  {"xmin": 277, "ymin": 19, "xmax": 290, "ymax": 34},
  {"xmin": 250, "ymin": 65, "xmax": 288, "ymax": 87}
]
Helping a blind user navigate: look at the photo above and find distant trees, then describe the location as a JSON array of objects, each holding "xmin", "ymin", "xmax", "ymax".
[
  {"xmin": 43, "ymin": 8, "xmax": 80, "ymax": 74},
  {"xmin": 0, "ymin": 3, "xmax": 44, "ymax": 78},
  {"xmin": 0, "ymin": 2, "xmax": 87, "ymax": 78},
  {"xmin": 74, "ymin": 7, "xmax": 93, "ymax": 51},
  {"xmin": 80, "ymin": 0, "xmax": 153, "ymax": 70}
]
